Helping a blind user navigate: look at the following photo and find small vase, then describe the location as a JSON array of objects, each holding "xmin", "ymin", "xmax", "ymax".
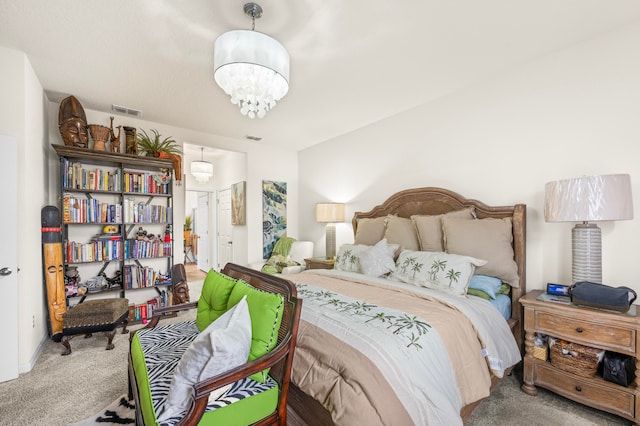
[
  {"xmin": 88, "ymin": 125, "xmax": 110, "ymax": 151},
  {"xmin": 123, "ymin": 126, "xmax": 137, "ymax": 155}
]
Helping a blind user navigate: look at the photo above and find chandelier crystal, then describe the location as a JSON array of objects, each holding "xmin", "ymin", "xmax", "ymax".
[
  {"xmin": 213, "ymin": 3, "xmax": 289, "ymax": 119},
  {"xmin": 190, "ymin": 147, "xmax": 213, "ymax": 183}
]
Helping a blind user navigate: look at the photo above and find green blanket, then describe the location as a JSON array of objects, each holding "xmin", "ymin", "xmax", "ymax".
[{"xmin": 261, "ymin": 237, "xmax": 299, "ymax": 274}]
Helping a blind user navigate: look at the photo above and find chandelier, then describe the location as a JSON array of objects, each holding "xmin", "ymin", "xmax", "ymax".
[
  {"xmin": 213, "ymin": 2, "xmax": 290, "ymax": 119},
  {"xmin": 190, "ymin": 147, "xmax": 213, "ymax": 183}
]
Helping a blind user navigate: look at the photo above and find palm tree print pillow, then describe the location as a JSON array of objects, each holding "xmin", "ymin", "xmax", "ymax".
[
  {"xmin": 334, "ymin": 244, "xmax": 372, "ymax": 272},
  {"xmin": 390, "ymin": 250, "xmax": 487, "ymax": 296}
]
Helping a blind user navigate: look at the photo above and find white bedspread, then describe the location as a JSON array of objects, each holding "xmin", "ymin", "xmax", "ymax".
[{"xmin": 291, "ymin": 269, "xmax": 521, "ymax": 425}]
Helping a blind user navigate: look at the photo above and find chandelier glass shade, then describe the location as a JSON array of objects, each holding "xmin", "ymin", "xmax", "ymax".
[
  {"xmin": 213, "ymin": 4, "xmax": 289, "ymax": 119},
  {"xmin": 190, "ymin": 148, "xmax": 213, "ymax": 183}
]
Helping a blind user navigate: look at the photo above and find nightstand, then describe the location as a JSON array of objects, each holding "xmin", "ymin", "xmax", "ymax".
[
  {"xmin": 520, "ymin": 290, "xmax": 640, "ymax": 423},
  {"xmin": 304, "ymin": 257, "xmax": 334, "ymax": 270}
]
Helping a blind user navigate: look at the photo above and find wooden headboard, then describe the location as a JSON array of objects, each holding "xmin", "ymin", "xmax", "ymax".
[{"xmin": 353, "ymin": 187, "xmax": 527, "ymax": 351}]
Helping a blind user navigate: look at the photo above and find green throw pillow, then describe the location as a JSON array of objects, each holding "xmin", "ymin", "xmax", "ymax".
[
  {"xmin": 498, "ymin": 283, "xmax": 511, "ymax": 296},
  {"xmin": 227, "ymin": 279, "xmax": 285, "ymax": 383},
  {"xmin": 196, "ymin": 270, "xmax": 237, "ymax": 331}
]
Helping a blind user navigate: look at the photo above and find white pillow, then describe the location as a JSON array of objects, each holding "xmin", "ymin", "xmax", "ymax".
[
  {"xmin": 357, "ymin": 239, "xmax": 396, "ymax": 277},
  {"xmin": 390, "ymin": 250, "xmax": 487, "ymax": 296},
  {"xmin": 157, "ymin": 296, "xmax": 252, "ymax": 421}
]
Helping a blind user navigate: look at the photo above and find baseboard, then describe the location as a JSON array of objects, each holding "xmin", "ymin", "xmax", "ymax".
[{"xmin": 19, "ymin": 335, "xmax": 47, "ymax": 374}]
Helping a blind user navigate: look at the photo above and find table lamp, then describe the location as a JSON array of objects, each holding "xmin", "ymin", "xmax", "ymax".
[
  {"xmin": 544, "ymin": 174, "xmax": 633, "ymax": 283},
  {"xmin": 316, "ymin": 203, "xmax": 345, "ymax": 259}
]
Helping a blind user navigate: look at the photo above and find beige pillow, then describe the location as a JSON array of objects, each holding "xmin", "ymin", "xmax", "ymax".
[
  {"xmin": 354, "ymin": 216, "xmax": 387, "ymax": 245},
  {"xmin": 442, "ymin": 217, "xmax": 519, "ymax": 288},
  {"xmin": 383, "ymin": 215, "xmax": 419, "ymax": 252},
  {"xmin": 411, "ymin": 208, "xmax": 475, "ymax": 252}
]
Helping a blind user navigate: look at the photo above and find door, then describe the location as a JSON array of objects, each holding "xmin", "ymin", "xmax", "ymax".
[
  {"xmin": 0, "ymin": 135, "xmax": 18, "ymax": 382},
  {"xmin": 217, "ymin": 188, "xmax": 233, "ymax": 269},
  {"xmin": 196, "ymin": 193, "xmax": 209, "ymax": 272}
]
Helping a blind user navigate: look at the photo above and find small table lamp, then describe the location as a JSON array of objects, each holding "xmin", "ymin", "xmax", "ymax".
[
  {"xmin": 316, "ymin": 203, "xmax": 345, "ymax": 259},
  {"xmin": 544, "ymin": 174, "xmax": 633, "ymax": 284}
]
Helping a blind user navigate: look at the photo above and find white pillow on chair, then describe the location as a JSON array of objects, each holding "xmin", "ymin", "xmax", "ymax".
[{"xmin": 157, "ymin": 296, "xmax": 252, "ymax": 421}]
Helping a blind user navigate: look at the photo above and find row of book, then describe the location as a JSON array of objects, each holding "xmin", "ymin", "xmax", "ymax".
[
  {"xmin": 123, "ymin": 199, "xmax": 172, "ymax": 223},
  {"xmin": 128, "ymin": 291, "xmax": 173, "ymax": 323},
  {"xmin": 64, "ymin": 239, "xmax": 122, "ymax": 263},
  {"xmin": 124, "ymin": 239, "xmax": 172, "ymax": 260},
  {"xmin": 122, "ymin": 264, "xmax": 171, "ymax": 289},
  {"xmin": 64, "ymin": 239, "xmax": 171, "ymax": 263},
  {"xmin": 62, "ymin": 158, "xmax": 121, "ymax": 192},
  {"xmin": 61, "ymin": 158, "xmax": 170, "ymax": 195},
  {"xmin": 123, "ymin": 171, "xmax": 170, "ymax": 195},
  {"xmin": 63, "ymin": 194, "xmax": 122, "ymax": 224}
]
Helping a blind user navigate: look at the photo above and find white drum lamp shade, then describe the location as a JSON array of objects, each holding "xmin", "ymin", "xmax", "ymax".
[
  {"xmin": 214, "ymin": 29, "xmax": 289, "ymax": 119},
  {"xmin": 544, "ymin": 174, "xmax": 633, "ymax": 283},
  {"xmin": 316, "ymin": 203, "xmax": 345, "ymax": 259}
]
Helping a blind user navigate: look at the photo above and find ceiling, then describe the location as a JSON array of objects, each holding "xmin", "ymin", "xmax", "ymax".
[{"xmin": 2, "ymin": 1, "xmax": 640, "ymax": 152}]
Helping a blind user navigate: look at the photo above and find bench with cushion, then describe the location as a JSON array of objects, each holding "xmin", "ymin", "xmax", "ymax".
[
  {"xmin": 128, "ymin": 263, "xmax": 301, "ymax": 425},
  {"xmin": 61, "ymin": 298, "xmax": 129, "ymax": 355}
]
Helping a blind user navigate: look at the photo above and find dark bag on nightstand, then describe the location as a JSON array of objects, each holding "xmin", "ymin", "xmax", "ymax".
[
  {"xmin": 568, "ymin": 281, "xmax": 637, "ymax": 313},
  {"xmin": 602, "ymin": 352, "xmax": 635, "ymax": 387}
]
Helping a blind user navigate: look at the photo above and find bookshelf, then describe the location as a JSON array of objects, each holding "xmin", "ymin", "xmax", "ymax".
[{"xmin": 53, "ymin": 144, "xmax": 175, "ymax": 322}]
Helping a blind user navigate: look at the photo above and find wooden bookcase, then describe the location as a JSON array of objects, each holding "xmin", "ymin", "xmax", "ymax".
[{"xmin": 53, "ymin": 144, "xmax": 175, "ymax": 320}]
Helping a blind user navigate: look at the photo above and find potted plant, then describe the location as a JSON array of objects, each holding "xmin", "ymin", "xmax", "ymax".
[
  {"xmin": 137, "ymin": 129, "xmax": 182, "ymax": 158},
  {"xmin": 184, "ymin": 216, "xmax": 192, "ymax": 243}
]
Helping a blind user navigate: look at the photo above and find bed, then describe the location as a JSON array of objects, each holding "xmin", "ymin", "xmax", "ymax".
[{"xmin": 286, "ymin": 187, "xmax": 526, "ymax": 425}]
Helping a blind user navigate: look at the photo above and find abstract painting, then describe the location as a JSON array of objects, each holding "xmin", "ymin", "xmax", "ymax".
[
  {"xmin": 231, "ymin": 181, "xmax": 246, "ymax": 225},
  {"xmin": 262, "ymin": 180, "xmax": 287, "ymax": 259}
]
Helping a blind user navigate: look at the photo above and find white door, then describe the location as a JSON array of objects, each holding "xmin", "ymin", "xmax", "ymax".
[
  {"xmin": 196, "ymin": 193, "xmax": 209, "ymax": 272},
  {"xmin": 217, "ymin": 188, "xmax": 233, "ymax": 269},
  {"xmin": 0, "ymin": 135, "xmax": 18, "ymax": 382}
]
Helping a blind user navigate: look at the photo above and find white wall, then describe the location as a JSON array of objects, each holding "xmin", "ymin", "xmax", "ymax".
[{"xmin": 299, "ymin": 21, "xmax": 640, "ymax": 294}]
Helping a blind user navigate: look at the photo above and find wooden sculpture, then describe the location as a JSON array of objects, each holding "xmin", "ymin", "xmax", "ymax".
[
  {"xmin": 171, "ymin": 263, "xmax": 190, "ymax": 304},
  {"xmin": 42, "ymin": 206, "xmax": 66, "ymax": 341},
  {"xmin": 109, "ymin": 116, "xmax": 121, "ymax": 153},
  {"xmin": 123, "ymin": 126, "xmax": 137, "ymax": 155},
  {"xmin": 58, "ymin": 96, "xmax": 89, "ymax": 148},
  {"xmin": 88, "ymin": 124, "xmax": 110, "ymax": 151}
]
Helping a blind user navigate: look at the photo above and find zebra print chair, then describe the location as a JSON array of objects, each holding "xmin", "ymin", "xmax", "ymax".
[{"xmin": 128, "ymin": 263, "xmax": 302, "ymax": 425}]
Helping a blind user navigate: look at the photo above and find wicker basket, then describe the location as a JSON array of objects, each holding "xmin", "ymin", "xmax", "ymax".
[
  {"xmin": 549, "ymin": 338, "xmax": 604, "ymax": 377},
  {"xmin": 533, "ymin": 343, "xmax": 548, "ymax": 361}
]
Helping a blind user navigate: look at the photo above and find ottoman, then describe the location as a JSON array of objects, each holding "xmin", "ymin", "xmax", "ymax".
[{"xmin": 61, "ymin": 298, "xmax": 129, "ymax": 355}]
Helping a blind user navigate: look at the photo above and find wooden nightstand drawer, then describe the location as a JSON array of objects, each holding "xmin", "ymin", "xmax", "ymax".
[
  {"xmin": 536, "ymin": 363, "xmax": 635, "ymax": 419},
  {"xmin": 536, "ymin": 311, "xmax": 635, "ymax": 353}
]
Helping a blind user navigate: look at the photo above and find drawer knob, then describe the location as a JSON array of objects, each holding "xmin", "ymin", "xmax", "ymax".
[
  {"xmin": 575, "ymin": 327, "xmax": 583, "ymax": 333},
  {"xmin": 575, "ymin": 386, "xmax": 582, "ymax": 392}
]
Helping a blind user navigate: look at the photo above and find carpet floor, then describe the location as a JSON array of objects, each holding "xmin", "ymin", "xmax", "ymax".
[{"xmin": 0, "ymin": 278, "xmax": 632, "ymax": 425}]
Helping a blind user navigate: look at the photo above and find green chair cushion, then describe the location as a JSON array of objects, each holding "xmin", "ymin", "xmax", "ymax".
[
  {"xmin": 227, "ymin": 280, "xmax": 285, "ymax": 383},
  {"xmin": 196, "ymin": 269, "xmax": 237, "ymax": 331}
]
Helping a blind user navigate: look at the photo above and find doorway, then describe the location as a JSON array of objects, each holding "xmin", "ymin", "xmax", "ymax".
[{"xmin": 185, "ymin": 190, "xmax": 213, "ymax": 273}]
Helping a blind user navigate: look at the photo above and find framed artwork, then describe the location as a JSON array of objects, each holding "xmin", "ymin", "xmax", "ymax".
[
  {"xmin": 231, "ymin": 181, "xmax": 246, "ymax": 226},
  {"xmin": 262, "ymin": 180, "xmax": 287, "ymax": 259}
]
